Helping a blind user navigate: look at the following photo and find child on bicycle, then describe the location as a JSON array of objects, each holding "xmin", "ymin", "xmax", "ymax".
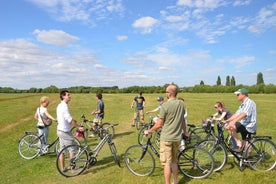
[{"xmin": 146, "ymin": 96, "xmax": 164, "ymax": 123}]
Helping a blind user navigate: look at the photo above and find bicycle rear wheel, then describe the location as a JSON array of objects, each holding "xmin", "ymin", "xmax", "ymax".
[
  {"xmin": 245, "ymin": 139, "xmax": 276, "ymax": 172},
  {"xmin": 153, "ymin": 128, "xmax": 161, "ymax": 149},
  {"xmin": 109, "ymin": 142, "xmax": 121, "ymax": 167},
  {"xmin": 189, "ymin": 128, "xmax": 209, "ymax": 146},
  {"xmin": 124, "ymin": 144, "xmax": 155, "ymax": 176},
  {"xmin": 18, "ymin": 133, "xmax": 41, "ymax": 160},
  {"xmin": 197, "ymin": 139, "xmax": 228, "ymax": 172},
  {"xmin": 178, "ymin": 147, "xmax": 214, "ymax": 179},
  {"xmin": 56, "ymin": 145, "xmax": 88, "ymax": 177}
]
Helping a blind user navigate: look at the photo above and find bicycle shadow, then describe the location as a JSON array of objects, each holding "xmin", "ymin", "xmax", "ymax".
[
  {"xmin": 81, "ymin": 153, "xmax": 124, "ymax": 175},
  {"xmin": 113, "ymin": 131, "xmax": 134, "ymax": 139}
]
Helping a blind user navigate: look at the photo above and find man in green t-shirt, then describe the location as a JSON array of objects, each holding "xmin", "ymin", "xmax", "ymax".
[{"xmin": 144, "ymin": 84, "xmax": 189, "ymax": 184}]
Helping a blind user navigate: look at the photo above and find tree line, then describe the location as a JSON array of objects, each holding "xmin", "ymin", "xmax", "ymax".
[{"xmin": 1, "ymin": 72, "xmax": 275, "ymax": 94}]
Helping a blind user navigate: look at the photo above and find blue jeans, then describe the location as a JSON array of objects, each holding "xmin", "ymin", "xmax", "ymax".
[{"xmin": 38, "ymin": 126, "xmax": 49, "ymax": 145}]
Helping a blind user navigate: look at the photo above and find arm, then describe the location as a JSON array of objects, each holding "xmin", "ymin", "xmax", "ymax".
[
  {"xmin": 45, "ymin": 109, "xmax": 56, "ymax": 121},
  {"xmin": 146, "ymin": 107, "xmax": 159, "ymax": 114},
  {"xmin": 71, "ymin": 119, "xmax": 85, "ymax": 131},
  {"xmin": 216, "ymin": 112, "xmax": 226, "ymax": 121},
  {"xmin": 144, "ymin": 118, "xmax": 163, "ymax": 135},
  {"xmin": 34, "ymin": 112, "xmax": 38, "ymax": 120}
]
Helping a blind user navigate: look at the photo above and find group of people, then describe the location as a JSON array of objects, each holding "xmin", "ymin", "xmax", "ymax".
[
  {"xmin": 34, "ymin": 85, "xmax": 256, "ymax": 184},
  {"xmin": 34, "ymin": 90, "xmax": 104, "ymax": 172}
]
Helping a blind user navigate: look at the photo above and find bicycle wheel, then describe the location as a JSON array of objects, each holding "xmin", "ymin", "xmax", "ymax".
[
  {"xmin": 18, "ymin": 133, "xmax": 41, "ymax": 160},
  {"xmin": 189, "ymin": 128, "xmax": 209, "ymax": 146},
  {"xmin": 56, "ymin": 144, "xmax": 88, "ymax": 177},
  {"xmin": 135, "ymin": 120, "xmax": 140, "ymax": 131},
  {"xmin": 109, "ymin": 142, "xmax": 121, "ymax": 167},
  {"xmin": 197, "ymin": 139, "xmax": 228, "ymax": 172},
  {"xmin": 124, "ymin": 144, "xmax": 155, "ymax": 176},
  {"xmin": 153, "ymin": 128, "xmax": 161, "ymax": 149},
  {"xmin": 138, "ymin": 125, "xmax": 148, "ymax": 145},
  {"xmin": 178, "ymin": 147, "xmax": 214, "ymax": 179},
  {"xmin": 54, "ymin": 137, "xmax": 81, "ymax": 155},
  {"xmin": 245, "ymin": 139, "xmax": 276, "ymax": 172},
  {"xmin": 101, "ymin": 123, "xmax": 115, "ymax": 139}
]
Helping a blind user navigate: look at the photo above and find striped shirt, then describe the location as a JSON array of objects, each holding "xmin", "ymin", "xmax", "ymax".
[{"xmin": 236, "ymin": 97, "xmax": 257, "ymax": 133}]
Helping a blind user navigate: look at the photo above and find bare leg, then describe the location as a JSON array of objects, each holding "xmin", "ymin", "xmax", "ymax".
[
  {"xmin": 171, "ymin": 163, "xmax": 178, "ymax": 184},
  {"xmin": 164, "ymin": 164, "xmax": 171, "ymax": 184},
  {"xmin": 59, "ymin": 153, "xmax": 65, "ymax": 170}
]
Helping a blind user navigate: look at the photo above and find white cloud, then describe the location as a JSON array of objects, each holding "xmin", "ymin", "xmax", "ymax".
[
  {"xmin": 117, "ymin": 35, "xmax": 128, "ymax": 41},
  {"xmin": 233, "ymin": 0, "xmax": 251, "ymax": 7},
  {"xmin": 33, "ymin": 29, "xmax": 79, "ymax": 46},
  {"xmin": 177, "ymin": 0, "xmax": 225, "ymax": 9},
  {"xmin": 132, "ymin": 16, "xmax": 158, "ymax": 34},
  {"xmin": 248, "ymin": 2, "xmax": 276, "ymax": 33}
]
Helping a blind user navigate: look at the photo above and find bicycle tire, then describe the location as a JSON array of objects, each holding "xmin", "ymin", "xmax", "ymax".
[
  {"xmin": 101, "ymin": 123, "xmax": 115, "ymax": 139},
  {"xmin": 135, "ymin": 120, "xmax": 140, "ymax": 131},
  {"xmin": 245, "ymin": 138, "xmax": 276, "ymax": 172},
  {"xmin": 56, "ymin": 144, "xmax": 88, "ymax": 177},
  {"xmin": 197, "ymin": 139, "xmax": 228, "ymax": 172},
  {"xmin": 54, "ymin": 137, "xmax": 81, "ymax": 155},
  {"xmin": 138, "ymin": 125, "xmax": 148, "ymax": 145},
  {"xmin": 188, "ymin": 128, "xmax": 209, "ymax": 146},
  {"xmin": 18, "ymin": 133, "xmax": 41, "ymax": 160},
  {"xmin": 178, "ymin": 146, "xmax": 214, "ymax": 179},
  {"xmin": 109, "ymin": 142, "xmax": 121, "ymax": 167},
  {"xmin": 153, "ymin": 128, "xmax": 161, "ymax": 149},
  {"xmin": 124, "ymin": 144, "xmax": 155, "ymax": 177}
]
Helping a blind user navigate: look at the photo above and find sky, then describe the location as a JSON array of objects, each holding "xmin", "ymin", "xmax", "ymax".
[{"xmin": 0, "ymin": 0, "xmax": 275, "ymax": 89}]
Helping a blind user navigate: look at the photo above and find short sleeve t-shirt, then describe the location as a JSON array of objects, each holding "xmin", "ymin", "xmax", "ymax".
[
  {"xmin": 159, "ymin": 98, "xmax": 185, "ymax": 142},
  {"xmin": 134, "ymin": 96, "xmax": 145, "ymax": 110}
]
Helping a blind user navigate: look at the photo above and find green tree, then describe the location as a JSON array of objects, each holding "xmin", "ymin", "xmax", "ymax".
[
  {"xmin": 257, "ymin": 72, "xmax": 264, "ymax": 84},
  {"xmin": 200, "ymin": 80, "xmax": 205, "ymax": 85},
  {"xmin": 216, "ymin": 76, "xmax": 221, "ymax": 85},
  {"xmin": 225, "ymin": 76, "xmax": 230, "ymax": 86},
  {"xmin": 230, "ymin": 76, "xmax": 236, "ymax": 86}
]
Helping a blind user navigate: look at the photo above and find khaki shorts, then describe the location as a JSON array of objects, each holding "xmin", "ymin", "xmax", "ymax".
[{"xmin": 160, "ymin": 141, "xmax": 180, "ymax": 166}]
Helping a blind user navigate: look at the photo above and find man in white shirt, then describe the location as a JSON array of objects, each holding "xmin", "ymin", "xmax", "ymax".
[{"xmin": 57, "ymin": 90, "xmax": 84, "ymax": 172}]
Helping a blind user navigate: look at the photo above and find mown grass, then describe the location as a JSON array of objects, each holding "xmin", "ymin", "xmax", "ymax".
[{"xmin": 0, "ymin": 93, "xmax": 275, "ymax": 184}]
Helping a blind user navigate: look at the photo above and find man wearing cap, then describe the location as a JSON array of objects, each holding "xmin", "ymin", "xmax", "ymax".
[
  {"xmin": 146, "ymin": 96, "xmax": 164, "ymax": 123},
  {"xmin": 225, "ymin": 88, "xmax": 257, "ymax": 151}
]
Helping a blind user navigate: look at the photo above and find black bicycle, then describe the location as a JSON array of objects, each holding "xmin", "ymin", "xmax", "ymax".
[
  {"xmin": 56, "ymin": 124, "xmax": 120, "ymax": 177},
  {"xmin": 18, "ymin": 128, "xmax": 80, "ymax": 160},
  {"xmin": 124, "ymin": 130, "xmax": 215, "ymax": 179},
  {"xmin": 198, "ymin": 121, "xmax": 276, "ymax": 172}
]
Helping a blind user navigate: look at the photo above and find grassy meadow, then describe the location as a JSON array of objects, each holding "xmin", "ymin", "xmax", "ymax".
[{"xmin": 0, "ymin": 93, "xmax": 275, "ymax": 184}]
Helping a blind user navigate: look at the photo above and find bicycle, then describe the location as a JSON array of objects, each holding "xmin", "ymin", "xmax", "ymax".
[
  {"xmin": 137, "ymin": 116, "xmax": 160, "ymax": 148},
  {"xmin": 56, "ymin": 124, "xmax": 120, "ymax": 177},
  {"xmin": 80, "ymin": 114, "xmax": 115, "ymax": 139},
  {"xmin": 18, "ymin": 128, "xmax": 80, "ymax": 160},
  {"xmin": 124, "ymin": 127, "xmax": 215, "ymax": 179},
  {"xmin": 198, "ymin": 121, "xmax": 276, "ymax": 172}
]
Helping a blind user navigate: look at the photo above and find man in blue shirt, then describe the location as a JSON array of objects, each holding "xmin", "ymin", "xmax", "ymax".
[{"xmin": 131, "ymin": 92, "xmax": 145, "ymax": 127}]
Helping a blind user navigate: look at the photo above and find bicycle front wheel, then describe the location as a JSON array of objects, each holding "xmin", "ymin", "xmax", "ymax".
[
  {"xmin": 124, "ymin": 144, "xmax": 155, "ymax": 176},
  {"xmin": 56, "ymin": 145, "xmax": 88, "ymax": 177},
  {"xmin": 138, "ymin": 125, "xmax": 149, "ymax": 145},
  {"xmin": 245, "ymin": 139, "xmax": 276, "ymax": 172},
  {"xmin": 18, "ymin": 133, "xmax": 41, "ymax": 160},
  {"xmin": 197, "ymin": 139, "xmax": 228, "ymax": 172},
  {"xmin": 101, "ymin": 123, "xmax": 115, "ymax": 139},
  {"xmin": 178, "ymin": 147, "xmax": 214, "ymax": 179},
  {"xmin": 109, "ymin": 142, "xmax": 121, "ymax": 167}
]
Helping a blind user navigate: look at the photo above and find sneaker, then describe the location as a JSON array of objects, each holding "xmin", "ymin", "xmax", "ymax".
[{"xmin": 89, "ymin": 134, "xmax": 95, "ymax": 138}]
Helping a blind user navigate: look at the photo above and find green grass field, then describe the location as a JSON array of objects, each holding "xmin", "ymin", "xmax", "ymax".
[{"xmin": 0, "ymin": 93, "xmax": 275, "ymax": 184}]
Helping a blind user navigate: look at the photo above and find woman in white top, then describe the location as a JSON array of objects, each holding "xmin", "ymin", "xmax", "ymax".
[{"xmin": 34, "ymin": 96, "xmax": 56, "ymax": 145}]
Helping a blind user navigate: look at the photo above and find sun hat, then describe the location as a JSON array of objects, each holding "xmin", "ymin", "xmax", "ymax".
[
  {"xmin": 234, "ymin": 88, "xmax": 248, "ymax": 95},
  {"xmin": 157, "ymin": 96, "xmax": 164, "ymax": 101}
]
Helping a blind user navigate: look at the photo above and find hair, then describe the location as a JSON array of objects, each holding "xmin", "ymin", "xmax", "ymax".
[
  {"xmin": 215, "ymin": 101, "xmax": 225, "ymax": 109},
  {"xmin": 96, "ymin": 93, "xmax": 102, "ymax": 99},
  {"xmin": 178, "ymin": 97, "xmax": 185, "ymax": 101},
  {"xmin": 60, "ymin": 90, "xmax": 69, "ymax": 100},
  {"xmin": 40, "ymin": 96, "xmax": 49, "ymax": 104},
  {"xmin": 139, "ymin": 92, "xmax": 143, "ymax": 95}
]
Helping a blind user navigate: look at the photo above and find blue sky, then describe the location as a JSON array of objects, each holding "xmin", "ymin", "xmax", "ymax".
[{"xmin": 0, "ymin": 0, "xmax": 275, "ymax": 89}]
